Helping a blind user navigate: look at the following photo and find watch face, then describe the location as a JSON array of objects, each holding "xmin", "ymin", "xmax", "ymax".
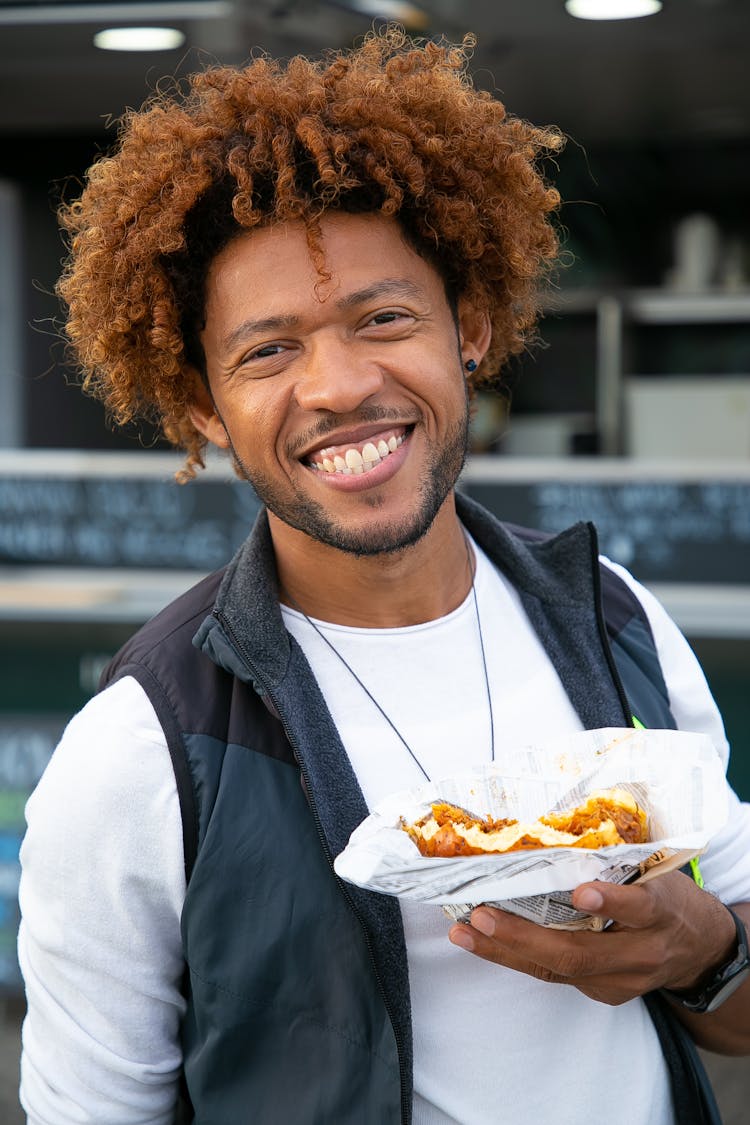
[
  {"xmin": 705, "ymin": 963, "xmax": 750, "ymax": 1014},
  {"xmin": 692, "ymin": 908, "xmax": 750, "ymax": 1014}
]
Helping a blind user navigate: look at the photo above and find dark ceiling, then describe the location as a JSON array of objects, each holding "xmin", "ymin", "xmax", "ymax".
[{"xmin": 1, "ymin": 0, "xmax": 749, "ymax": 143}]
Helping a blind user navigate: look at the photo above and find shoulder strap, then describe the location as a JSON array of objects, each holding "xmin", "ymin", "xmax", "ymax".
[
  {"xmin": 104, "ymin": 661, "xmax": 200, "ymax": 884},
  {"xmin": 597, "ymin": 562, "xmax": 677, "ymax": 731}
]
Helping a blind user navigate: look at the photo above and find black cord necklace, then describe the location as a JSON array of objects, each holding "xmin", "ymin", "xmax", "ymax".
[{"xmin": 284, "ymin": 534, "xmax": 495, "ymax": 782}]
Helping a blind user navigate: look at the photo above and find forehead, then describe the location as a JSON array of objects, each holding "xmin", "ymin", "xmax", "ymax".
[{"xmin": 203, "ymin": 212, "xmax": 445, "ymax": 319}]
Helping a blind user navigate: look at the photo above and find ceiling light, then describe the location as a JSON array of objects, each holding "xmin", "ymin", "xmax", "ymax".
[
  {"xmin": 0, "ymin": 4, "xmax": 230, "ymax": 26},
  {"xmin": 565, "ymin": 0, "xmax": 662, "ymax": 18},
  {"xmin": 93, "ymin": 26, "xmax": 186, "ymax": 51},
  {"xmin": 346, "ymin": 0, "xmax": 430, "ymax": 29}
]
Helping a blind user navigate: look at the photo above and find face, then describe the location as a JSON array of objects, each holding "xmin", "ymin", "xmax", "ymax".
[{"xmin": 191, "ymin": 212, "xmax": 490, "ymax": 557}]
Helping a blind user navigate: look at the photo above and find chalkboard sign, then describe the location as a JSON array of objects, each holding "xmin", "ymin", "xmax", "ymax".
[
  {"xmin": 462, "ymin": 478, "xmax": 750, "ymax": 585},
  {"xmin": 0, "ymin": 474, "xmax": 261, "ymax": 571},
  {"xmin": 1, "ymin": 465, "xmax": 748, "ymax": 583}
]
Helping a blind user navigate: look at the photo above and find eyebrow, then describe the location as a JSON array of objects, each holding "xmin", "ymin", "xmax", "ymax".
[
  {"xmin": 221, "ymin": 314, "xmax": 300, "ymax": 354},
  {"xmin": 219, "ymin": 278, "xmax": 426, "ymax": 354},
  {"xmin": 336, "ymin": 278, "xmax": 425, "ymax": 310}
]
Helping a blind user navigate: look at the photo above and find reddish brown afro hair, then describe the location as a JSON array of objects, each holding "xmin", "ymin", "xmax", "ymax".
[{"xmin": 57, "ymin": 27, "xmax": 564, "ymax": 479}]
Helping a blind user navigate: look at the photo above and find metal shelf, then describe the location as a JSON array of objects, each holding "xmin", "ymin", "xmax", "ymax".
[
  {"xmin": 649, "ymin": 584, "xmax": 750, "ymax": 639},
  {"xmin": 536, "ymin": 288, "xmax": 750, "ymax": 455},
  {"xmin": 0, "ymin": 567, "xmax": 201, "ymax": 623},
  {"xmin": 625, "ymin": 290, "xmax": 750, "ymax": 324},
  {"xmin": 545, "ymin": 287, "xmax": 750, "ymax": 323}
]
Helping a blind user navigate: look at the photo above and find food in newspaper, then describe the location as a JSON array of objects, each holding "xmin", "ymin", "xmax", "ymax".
[{"xmin": 401, "ymin": 787, "xmax": 648, "ymax": 857}]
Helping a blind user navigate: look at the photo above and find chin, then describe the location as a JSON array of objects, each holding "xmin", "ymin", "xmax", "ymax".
[{"xmin": 273, "ymin": 500, "xmax": 442, "ymax": 558}]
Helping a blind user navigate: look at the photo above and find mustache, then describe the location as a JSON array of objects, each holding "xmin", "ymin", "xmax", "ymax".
[{"xmin": 286, "ymin": 405, "xmax": 416, "ymax": 457}]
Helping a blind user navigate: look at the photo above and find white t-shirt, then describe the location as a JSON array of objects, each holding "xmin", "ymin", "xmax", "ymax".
[{"xmin": 18, "ymin": 540, "xmax": 750, "ymax": 1124}]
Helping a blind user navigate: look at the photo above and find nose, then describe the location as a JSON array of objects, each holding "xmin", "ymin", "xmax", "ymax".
[{"xmin": 293, "ymin": 335, "xmax": 385, "ymax": 414}]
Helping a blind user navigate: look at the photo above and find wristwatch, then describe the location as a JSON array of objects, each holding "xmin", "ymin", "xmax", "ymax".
[{"xmin": 661, "ymin": 907, "xmax": 750, "ymax": 1014}]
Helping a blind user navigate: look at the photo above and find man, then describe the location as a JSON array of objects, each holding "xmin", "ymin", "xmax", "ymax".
[{"xmin": 18, "ymin": 28, "xmax": 750, "ymax": 1125}]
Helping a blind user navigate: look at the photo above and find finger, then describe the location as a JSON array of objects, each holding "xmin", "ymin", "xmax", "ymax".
[
  {"xmin": 448, "ymin": 921, "xmax": 568, "ymax": 983},
  {"xmin": 449, "ymin": 907, "xmax": 623, "ymax": 981},
  {"xmin": 448, "ymin": 911, "xmax": 665, "ymax": 1004},
  {"xmin": 572, "ymin": 877, "xmax": 677, "ymax": 930},
  {"xmin": 447, "ymin": 907, "xmax": 550, "ymax": 961},
  {"xmin": 448, "ymin": 919, "xmax": 653, "ymax": 1003}
]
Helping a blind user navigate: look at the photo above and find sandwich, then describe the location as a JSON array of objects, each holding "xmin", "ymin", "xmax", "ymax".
[{"xmin": 402, "ymin": 787, "xmax": 648, "ymax": 857}]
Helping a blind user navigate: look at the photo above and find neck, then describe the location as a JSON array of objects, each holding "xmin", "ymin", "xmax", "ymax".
[{"xmin": 269, "ymin": 495, "xmax": 472, "ymax": 627}]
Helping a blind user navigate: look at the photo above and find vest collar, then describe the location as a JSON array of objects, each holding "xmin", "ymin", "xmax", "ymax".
[
  {"xmin": 193, "ymin": 507, "xmax": 292, "ymax": 689},
  {"xmin": 194, "ymin": 491, "xmax": 616, "ymax": 707},
  {"xmin": 456, "ymin": 493, "xmax": 630, "ymax": 729},
  {"xmin": 456, "ymin": 491, "xmax": 597, "ymax": 606}
]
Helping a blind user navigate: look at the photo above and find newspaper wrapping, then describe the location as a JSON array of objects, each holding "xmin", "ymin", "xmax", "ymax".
[{"xmin": 333, "ymin": 728, "xmax": 729, "ymax": 930}]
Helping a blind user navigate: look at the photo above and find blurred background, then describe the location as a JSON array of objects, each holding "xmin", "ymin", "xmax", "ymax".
[{"xmin": 1, "ymin": 0, "xmax": 749, "ymax": 1119}]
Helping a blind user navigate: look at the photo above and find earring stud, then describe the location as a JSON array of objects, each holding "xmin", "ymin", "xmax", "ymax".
[{"xmin": 464, "ymin": 358, "xmax": 477, "ymax": 373}]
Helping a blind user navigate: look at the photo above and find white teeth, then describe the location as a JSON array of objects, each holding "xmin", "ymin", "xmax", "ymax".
[
  {"xmin": 311, "ymin": 431, "xmax": 407, "ymax": 474},
  {"xmin": 361, "ymin": 442, "xmax": 380, "ymax": 463},
  {"xmin": 361, "ymin": 443, "xmax": 382, "ymax": 472}
]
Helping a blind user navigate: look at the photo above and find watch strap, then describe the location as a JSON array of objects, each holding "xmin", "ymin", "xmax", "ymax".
[{"xmin": 661, "ymin": 906, "xmax": 749, "ymax": 1014}]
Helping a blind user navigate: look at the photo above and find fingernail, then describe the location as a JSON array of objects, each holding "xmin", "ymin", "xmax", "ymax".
[
  {"xmin": 449, "ymin": 926, "xmax": 474, "ymax": 951},
  {"xmin": 471, "ymin": 910, "xmax": 495, "ymax": 936},
  {"xmin": 576, "ymin": 887, "xmax": 604, "ymax": 913}
]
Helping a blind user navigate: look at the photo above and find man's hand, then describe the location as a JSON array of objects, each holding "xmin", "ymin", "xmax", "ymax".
[{"xmin": 447, "ymin": 870, "xmax": 736, "ymax": 1007}]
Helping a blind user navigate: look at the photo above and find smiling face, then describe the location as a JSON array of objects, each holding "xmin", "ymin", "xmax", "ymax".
[{"xmin": 190, "ymin": 212, "xmax": 490, "ymax": 558}]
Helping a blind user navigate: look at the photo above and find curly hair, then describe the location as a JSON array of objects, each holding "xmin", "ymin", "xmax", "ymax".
[{"xmin": 57, "ymin": 27, "xmax": 564, "ymax": 479}]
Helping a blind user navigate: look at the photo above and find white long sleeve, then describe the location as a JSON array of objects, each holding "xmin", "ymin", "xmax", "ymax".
[{"xmin": 18, "ymin": 677, "xmax": 186, "ymax": 1124}]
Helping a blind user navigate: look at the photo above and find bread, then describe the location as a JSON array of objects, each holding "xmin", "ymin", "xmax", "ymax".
[{"xmin": 402, "ymin": 787, "xmax": 648, "ymax": 857}]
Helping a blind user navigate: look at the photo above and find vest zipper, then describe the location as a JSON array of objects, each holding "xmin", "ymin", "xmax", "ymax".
[
  {"xmin": 586, "ymin": 522, "xmax": 634, "ymax": 728},
  {"xmin": 213, "ymin": 610, "xmax": 411, "ymax": 1125}
]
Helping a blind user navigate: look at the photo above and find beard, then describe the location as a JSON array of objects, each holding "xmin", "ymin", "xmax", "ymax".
[{"xmin": 228, "ymin": 408, "xmax": 470, "ymax": 558}]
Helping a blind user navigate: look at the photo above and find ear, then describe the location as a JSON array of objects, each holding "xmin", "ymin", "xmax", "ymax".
[
  {"xmin": 457, "ymin": 298, "xmax": 492, "ymax": 372},
  {"xmin": 187, "ymin": 375, "xmax": 231, "ymax": 450}
]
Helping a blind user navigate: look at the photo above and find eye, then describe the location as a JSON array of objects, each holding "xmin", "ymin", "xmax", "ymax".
[
  {"xmin": 370, "ymin": 311, "xmax": 402, "ymax": 325},
  {"xmin": 229, "ymin": 340, "xmax": 294, "ymax": 381},
  {"xmin": 234, "ymin": 342, "xmax": 291, "ymax": 373},
  {"xmin": 249, "ymin": 343, "xmax": 286, "ymax": 359},
  {"xmin": 363, "ymin": 309, "xmax": 413, "ymax": 331}
]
